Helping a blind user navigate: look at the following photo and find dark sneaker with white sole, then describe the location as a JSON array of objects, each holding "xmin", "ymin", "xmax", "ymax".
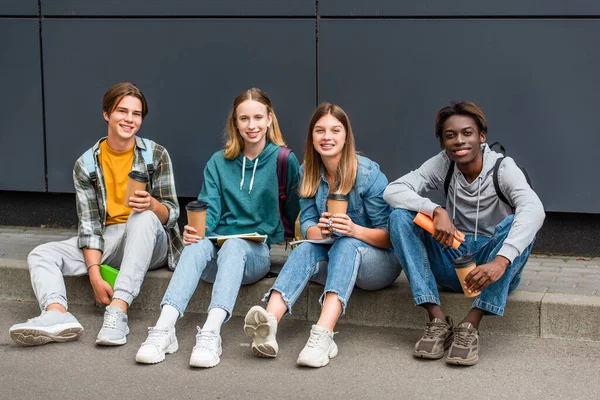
[
  {"xmin": 413, "ymin": 316, "xmax": 454, "ymax": 359},
  {"xmin": 446, "ymin": 322, "xmax": 479, "ymax": 366}
]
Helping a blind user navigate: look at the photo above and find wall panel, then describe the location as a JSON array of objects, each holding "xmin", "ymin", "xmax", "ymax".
[
  {"xmin": 42, "ymin": 0, "xmax": 315, "ymax": 16},
  {"xmin": 319, "ymin": 19, "xmax": 600, "ymax": 213},
  {"xmin": 43, "ymin": 18, "xmax": 315, "ymax": 196},
  {"xmin": 0, "ymin": 19, "xmax": 45, "ymax": 191},
  {"xmin": 320, "ymin": 0, "xmax": 600, "ymax": 16}
]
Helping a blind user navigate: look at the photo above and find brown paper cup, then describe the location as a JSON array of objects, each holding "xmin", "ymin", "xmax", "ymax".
[
  {"xmin": 124, "ymin": 172, "xmax": 149, "ymax": 208},
  {"xmin": 327, "ymin": 193, "xmax": 349, "ymax": 215},
  {"xmin": 454, "ymin": 254, "xmax": 481, "ymax": 298},
  {"xmin": 187, "ymin": 210, "xmax": 207, "ymax": 238},
  {"xmin": 186, "ymin": 201, "xmax": 209, "ymax": 238}
]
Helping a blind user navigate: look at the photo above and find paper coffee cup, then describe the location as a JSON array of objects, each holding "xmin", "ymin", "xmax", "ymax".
[
  {"xmin": 124, "ymin": 171, "xmax": 149, "ymax": 207},
  {"xmin": 186, "ymin": 200, "xmax": 209, "ymax": 238},
  {"xmin": 454, "ymin": 254, "xmax": 481, "ymax": 298},
  {"xmin": 327, "ymin": 194, "xmax": 349, "ymax": 215}
]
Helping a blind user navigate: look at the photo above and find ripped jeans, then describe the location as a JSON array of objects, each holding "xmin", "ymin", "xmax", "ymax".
[{"xmin": 264, "ymin": 237, "xmax": 402, "ymax": 315}]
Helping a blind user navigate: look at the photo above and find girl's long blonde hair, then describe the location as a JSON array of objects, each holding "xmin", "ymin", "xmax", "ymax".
[
  {"xmin": 301, "ymin": 103, "xmax": 358, "ymax": 198},
  {"xmin": 224, "ymin": 88, "xmax": 285, "ymax": 160}
]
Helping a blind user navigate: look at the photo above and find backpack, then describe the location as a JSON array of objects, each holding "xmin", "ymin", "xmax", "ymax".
[
  {"xmin": 443, "ymin": 141, "xmax": 532, "ymax": 208},
  {"xmin": 276, "ymin": 146, "xmax": 294, "ymax": 240},
  {"xmin": 82, "ymin": 137, "xmax": 155, "ymax": 185}
]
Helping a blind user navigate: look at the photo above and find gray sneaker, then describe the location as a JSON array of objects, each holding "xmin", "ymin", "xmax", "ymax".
[
  {"xmin": 296, "ymin": 325, "xmax": 338, "ymax": 368},
  {"xmin": 446, "ymin": 322, "xmax": 479, "ymax": 366},
  {"xmin": 9, "ymin": 310, "xmax": 84, "ymax": 346},
  {"xmin": 413, "ymin": 316, "xmax": 454, "ymax": 359},
  {"xmin": 96, "ymin": 306, "xmax": 129, "ymax": 346},
  {"xmin": 243, "ymin": 305, "xmax": 278, "ymax": 358}
]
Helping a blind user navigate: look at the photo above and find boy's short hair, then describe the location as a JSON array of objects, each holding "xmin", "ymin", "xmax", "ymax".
[
  {"xmin": 435, "ymin": 102, "xmax": 487, "ymax": 146},
  {"xmin": 102, "ymin": 82, "xmax": 148, "ymax": 119}
]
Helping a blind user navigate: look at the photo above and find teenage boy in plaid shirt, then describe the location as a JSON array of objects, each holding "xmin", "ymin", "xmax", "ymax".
[{"xmin": 9, "ymin": 82, "xmax": 183, "ymax": 347}]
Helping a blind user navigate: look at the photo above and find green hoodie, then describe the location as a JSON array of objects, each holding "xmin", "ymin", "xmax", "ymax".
[{"xmin": 198, "ymin": 141, "xmax": 300, "ymax": 245}]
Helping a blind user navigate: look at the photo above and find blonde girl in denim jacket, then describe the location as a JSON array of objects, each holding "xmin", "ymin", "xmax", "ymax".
[{"xmin": 244, "ymin": 103, "xmax": 402, "ymax": 367}]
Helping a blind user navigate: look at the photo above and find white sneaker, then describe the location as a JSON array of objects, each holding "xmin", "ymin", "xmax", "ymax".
[
  {"xmin": 243, "ymin": 305, "xmax": 278, "ymax": 358},
  {"xmin": 135, "ymin": 326, "xmax": 179, "ymax": 364},
  {"xmin": 9, "ymin": 310, "xmax": 84, "ymax": 346},
  {"xmin": 189, "ymin": 328, "xmax": 222, "ymax": 368},
  {"xmin": 296, "ymin": 325, "xmax": 338, "ymax": 368}
]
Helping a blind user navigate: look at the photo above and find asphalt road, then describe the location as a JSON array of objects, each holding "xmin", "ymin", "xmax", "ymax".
[{"xmin": 1, "ymin": 300, "xmax": 599, "ymax": 400}]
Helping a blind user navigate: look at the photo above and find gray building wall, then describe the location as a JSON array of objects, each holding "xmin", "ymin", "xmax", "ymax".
[{"xmin": 1, "ymin": 1, "xmax": 599, "ymax": 214}]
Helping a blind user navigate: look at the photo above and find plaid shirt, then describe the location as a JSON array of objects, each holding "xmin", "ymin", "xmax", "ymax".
[{"xmin": 73, "ymin": 136, "xmax": 183, "ymax": 269}]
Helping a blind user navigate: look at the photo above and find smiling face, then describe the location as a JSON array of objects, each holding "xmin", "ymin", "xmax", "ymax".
[
  {"xmin": 441, "ymin": 114, "xmax": 486, "ymax": 166},
  {"xmin": 103, "ymin": 95, "xmax": 143, "ymax": 145},
  {"xmin": 312, "ymin": 113, "xmax": 347, "ymax": 162},
  {"xmin": 235, "ymin": 99, "xmax": 272, "ymax": 150}
]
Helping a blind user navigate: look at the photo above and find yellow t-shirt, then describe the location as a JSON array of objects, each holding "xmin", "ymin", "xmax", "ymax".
[{"xmin": 99, "ymin": 140, "xmax": 135, "ymax": 226}]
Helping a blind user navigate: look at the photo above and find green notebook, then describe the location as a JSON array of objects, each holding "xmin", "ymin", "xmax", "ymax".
[{"xmin": 100, "ymin": 264, "xmax": 119, "ymax": 289}]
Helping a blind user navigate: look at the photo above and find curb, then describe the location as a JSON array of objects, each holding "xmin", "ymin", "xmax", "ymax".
[{"xmin": 2, "ymin": 258, "xmax": 599, "ymax": 341}]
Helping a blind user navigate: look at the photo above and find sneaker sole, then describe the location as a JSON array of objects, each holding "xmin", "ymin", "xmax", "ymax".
[
  {"xmin": 190, "ymin": 349, "xmax": 222, "ymax": 368},
  {"xmin": 413, "ymin": 331, "xmax": 454, "ymax": 360},
  {"xmin": 96, "ymin": 326, "xmax": 130, "ymax": 346},
  {"xmin": 136, "ymin": 342, "xmax": 179, "ymax": 364},
  {"xmin": 446, "ymin": 353, "xmax": 479, "ymax": 366},
  {"xmin": 244, "ymin": 307, "xmax": 277, "ymax": 358},
  {"xmin": 297, "ymin": 342, "xmax": 338, "ymax": 368},
  {"xmin": 10, "ymin": 325, "xmax": 83, "ymax": 347}
]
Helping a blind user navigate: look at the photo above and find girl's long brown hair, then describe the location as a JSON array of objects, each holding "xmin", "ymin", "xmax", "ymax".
[{"xmin": 301, "ymin": 103, "xmax": 358, "ymax": 198}]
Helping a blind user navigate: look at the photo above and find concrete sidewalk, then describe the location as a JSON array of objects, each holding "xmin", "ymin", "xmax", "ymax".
[{"xmin": 1, "ymin": 226, "xmax": 599, "ymax": 341}]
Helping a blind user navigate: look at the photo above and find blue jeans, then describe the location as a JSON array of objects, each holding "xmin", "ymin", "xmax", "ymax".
[
  {"xmin": 161, "ymin": 237, "xmax": 270, "ymax": 321},
  {"xmin": 265, "ymin": 237, "xmax": 402, "ymax": 315},
  {"xmin": 389, "ymin": 209, "xmax": 533, "ymax": 316}
]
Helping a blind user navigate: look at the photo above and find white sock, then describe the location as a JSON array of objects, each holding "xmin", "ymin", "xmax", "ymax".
[
  {"xmin": 201, "ymin": 308, "xmax": 228, "ymax": 334},
  {"xmin": 155, "ymin": 304, "xmax": 180, "ymax": 330}
]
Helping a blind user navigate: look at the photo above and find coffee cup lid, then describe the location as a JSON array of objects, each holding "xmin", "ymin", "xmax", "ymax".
[
  {"xmin": 327, "ymin": 194, "xmax": 349, "ymax": 201},
  {"xmin": 128, "ymin": 171, "xmax": 149, "ymax": 183},
  {"xmin": 186, "ymin": 200, "xmax": 208, "ymax": 211},
  {"xmin": 454, "ymin": 254, "xmax": 475, "ymax": 269}
]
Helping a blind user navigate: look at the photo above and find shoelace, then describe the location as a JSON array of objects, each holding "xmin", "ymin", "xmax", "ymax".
[
  {"xmin": 143, "ymin": 327, "xmax": 168, "ymax": 347},
  {"xmin": 194, "ymin": 327, "xmax": 218, "ymax": 351},
  {"xmin": 306, "ymin": 330, "xmax": 332, "ymax": 348},
  {"xmin": 454, "ymin": 327, "xmax": 476, "ymax": 347},
  {"xmin": 423, "ymin": 321, "xmax": 448, "ymax": 340},
  {"xmin": 102, "ymin": 311, "xmax": 120, "ymax": 329}
]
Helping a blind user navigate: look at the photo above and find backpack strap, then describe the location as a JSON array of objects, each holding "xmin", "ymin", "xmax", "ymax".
[
  {"xmin": 277, "ymin": 147, "xmax": 294, "ymax": 239},
  {"xmin": 493, "ymin": 157, "xmax": 512, "ymax": 207},
  {"xmin": 82, "ymin": 147, "xmax": 97, "ymax": 182},
  {"xmin": 489, "ymin": 141, "xmax": 506, "ymax": 155},
  {"xmin": 140, "ymin": 137, "xmax": 155, "ymax": 182},
  {"xmin": 443, "ymin": 160, "xmax": 455, "ymax": 197}
]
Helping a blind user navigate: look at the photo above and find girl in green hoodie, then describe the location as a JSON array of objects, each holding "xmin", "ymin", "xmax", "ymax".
[{"xmin": 135, "ymin": 88, "xmax": 300, "ymax": 368}]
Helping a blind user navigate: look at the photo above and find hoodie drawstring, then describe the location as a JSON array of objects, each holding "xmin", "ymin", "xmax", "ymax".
[
  {"xmin": 452, "ymin": 172, "xmax": 457, "ymax": 222},
  {"xmin": 239, "ymin": 156, "xmax": 259, "ymax": 194},
  {"xmin": 248, "ymin": 157, "xmax": 258, "ymax": 194},
  {"xmin": 452, "ymin": 171, "xmax": 482, "ymax": 244},
  {"xmin": 239, "ymin": 157, "xmax": 246, "ymax": 191},
  {"xmin": 474, "ymin": 176, "xmax": 482, "ymax": 243}
]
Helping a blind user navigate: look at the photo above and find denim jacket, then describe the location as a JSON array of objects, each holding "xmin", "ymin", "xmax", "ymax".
[{"xmin": 299, "ymin": 155, "xmax": 392, "ymax": 239}]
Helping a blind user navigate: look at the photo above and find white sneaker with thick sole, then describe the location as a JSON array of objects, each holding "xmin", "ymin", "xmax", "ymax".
[
  {"xmin": 297, "ymin": 325, "xmax": 338, "ymax": 368},
  {"xmin": 243, "ymin": 305, "xmax": 279, "ymax": 358},
  {"xmin": 189, "ymin": 328, "xmax": 222, "ymax": 368},
  {"xmin": 9, "ymin": 310, "xmax": 84, "ymax": 346},
  {"xmin": 135, "ymin": 326, "xmax": 179, "ymax": 364}
]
